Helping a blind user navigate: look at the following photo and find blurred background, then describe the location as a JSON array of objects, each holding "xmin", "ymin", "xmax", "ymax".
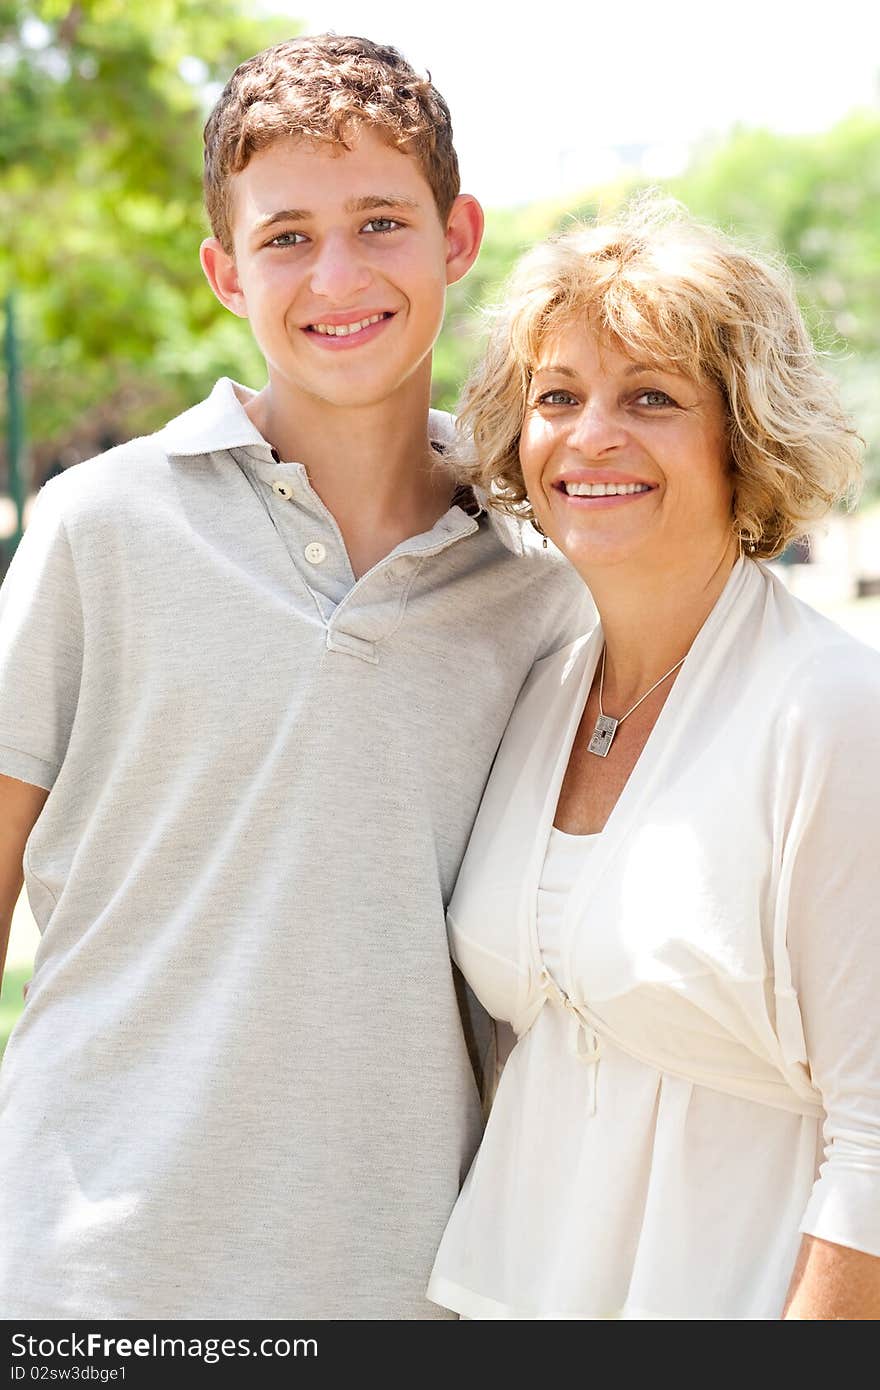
[{"xmin": 2, "ymin": 0, "xmax": 880, "ymax": 1045}]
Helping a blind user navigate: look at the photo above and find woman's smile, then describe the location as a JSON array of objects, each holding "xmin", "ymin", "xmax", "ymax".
[{"xmin": 552, "ymin": 473, "xmax": 657, "ymax": 508}]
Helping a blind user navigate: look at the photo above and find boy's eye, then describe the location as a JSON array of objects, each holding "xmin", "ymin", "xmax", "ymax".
[
  {"xmin": 535, "ymin": 389, "xmax": 578, "ymax": 407},
  {"xmin": 635, "ymin": 389, "xmax": 676, "ymax": 407},
  {"xmin": 266, "ymin": 231, "xmax": 307, "ymax": 248},
  {"xmin": 362, "ymin": 218, "xmax": 402, "ymax": 234}
]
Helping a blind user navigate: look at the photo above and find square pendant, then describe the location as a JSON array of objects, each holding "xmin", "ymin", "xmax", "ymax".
[{"xmin": 587, "ymin": 714, "xmax": 618, "ymax": 757}]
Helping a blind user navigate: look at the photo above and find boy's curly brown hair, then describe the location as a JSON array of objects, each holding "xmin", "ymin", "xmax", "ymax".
[{"xmin": 203, "ymin": 34, "xmax": 460, "ymax": 254}]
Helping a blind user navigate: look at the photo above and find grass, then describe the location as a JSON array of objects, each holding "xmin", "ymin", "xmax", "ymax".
[{"xmin": 0, "ymin": 964, "xmax": 30, "ymax": 1060}]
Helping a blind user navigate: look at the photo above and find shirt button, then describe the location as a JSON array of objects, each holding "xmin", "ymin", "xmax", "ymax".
[
  {"xmin": 271, "ymin": 478, "xmax": 294, "ymax": 500},
  {"xmin": 304, "ymin": 541, "xmax": 327, "ymax": 565}
]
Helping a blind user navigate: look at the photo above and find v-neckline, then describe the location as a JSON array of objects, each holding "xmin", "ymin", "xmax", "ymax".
[{"xmin": 523, "ymin": 558, "xmax": 753, "ymax": 988}]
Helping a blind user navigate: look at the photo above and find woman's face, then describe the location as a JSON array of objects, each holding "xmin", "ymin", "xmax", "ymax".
[{"xmin": 519, "ymin": 323, "xmax": 735, "ymax": 578}]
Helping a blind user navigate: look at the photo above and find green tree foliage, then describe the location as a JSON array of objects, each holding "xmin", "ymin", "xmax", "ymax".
[
  {"xmin": 674, "ymin": 118, "xmax": 880, "ymax": 357},
  {"xmin": 1, "ymin": 4, "xmax": 878, "ymax": 498},
  {"xmin": 673, "ymin": 119, "xmax": 880, "ymax": 496},
  {"xmin": 1, "ymin": 0, "xmax": 295, "ymax": 481}
]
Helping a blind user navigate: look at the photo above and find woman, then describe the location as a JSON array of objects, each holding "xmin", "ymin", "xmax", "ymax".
[{"xmin": 427, "ymin": 200, "xmax": 880, "ymax": 1319}]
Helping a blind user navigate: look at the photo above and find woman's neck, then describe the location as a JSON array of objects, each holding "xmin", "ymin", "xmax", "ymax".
[{"xmin": 583, "ymin": 541, "xmax": 740, "ymax": 707}]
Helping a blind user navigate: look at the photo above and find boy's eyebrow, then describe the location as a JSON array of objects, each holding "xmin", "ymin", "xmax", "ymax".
[
  {"xmin": 252, "ymin": 193, "xmax": 422, "ymax": 233},
  {"xmin": 345, "ymin": 194, "xmax": 422, "ymax": 212},
  {"xmin": 253, "ymin": 209, "xmax": 311, "ymax": 231}
]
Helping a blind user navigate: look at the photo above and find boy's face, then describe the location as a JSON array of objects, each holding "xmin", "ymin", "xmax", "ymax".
[{"xmin": 201, "ymin": 128, "xmax": 482, "ymax": 410}]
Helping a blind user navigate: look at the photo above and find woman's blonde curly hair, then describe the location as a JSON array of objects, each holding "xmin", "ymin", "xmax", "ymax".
[{"xmin": 457, "ymin": 197, "xmax": 862, "ymax": 559}]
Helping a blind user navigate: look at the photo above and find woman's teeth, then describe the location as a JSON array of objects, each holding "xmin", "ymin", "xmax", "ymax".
[
  {"xmin": 563, "ymin": 482, "xmax": 651, "ymax": 496},
  {"xmin": 310, "ymin": 314, "xmax": 388, "ymax": 337}
]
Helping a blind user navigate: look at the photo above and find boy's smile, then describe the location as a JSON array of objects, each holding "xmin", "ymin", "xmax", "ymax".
[
  {"xmin": 302, "ymin": 309, "xmax": 395, "ymax": 349},
  {"xmin": 200, "ymin": 128, "xmax": 482, "ymax": 411},
  {"xmin": 308, "ymin": 311, "xmax": 392, "ymax": 343}
]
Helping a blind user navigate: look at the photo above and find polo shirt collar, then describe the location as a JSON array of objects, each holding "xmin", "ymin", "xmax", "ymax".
[
  {"xmin": 159, "ymin": 378, "xmax": 267, "ymax": 457},
  {"xmin": 159, "ymin": 377, "xmax": 524, "ymax": 555},
  {"xmin": 425, "ymin": 412, "xmax": 523, "ymax": 556}
]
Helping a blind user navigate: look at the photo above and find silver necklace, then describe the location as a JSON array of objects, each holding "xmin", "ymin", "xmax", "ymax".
[{"xmin": 587, "ymin": 645, "xmax": 686, "ymax": 757}]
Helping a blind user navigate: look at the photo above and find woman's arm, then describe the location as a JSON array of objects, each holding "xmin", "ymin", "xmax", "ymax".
[
  {"xmin": 783, "ymin": 1235, "xmax": 880, "ymax": 1319},
  {"xmin": 781, "ymin": 646, "xmax": 880, "ymax": 1318}
]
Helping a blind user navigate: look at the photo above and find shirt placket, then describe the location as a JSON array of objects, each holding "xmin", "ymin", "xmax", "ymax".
[{"xmin": 241, "ymin": 448, "xmax": 482, "ymax": 664}]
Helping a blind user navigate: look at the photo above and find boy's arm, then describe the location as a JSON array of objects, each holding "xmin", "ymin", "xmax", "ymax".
[
  {"xmin": 0, "ymin": 775, "xmax": 48, "ymax": 989},
  {"xmin": 524, "ymin": 538, "xmax": 596, "ymax": 662},
  {"xmin": 0, "ymin": 479, "xmax": 84, "ymax": 993}
]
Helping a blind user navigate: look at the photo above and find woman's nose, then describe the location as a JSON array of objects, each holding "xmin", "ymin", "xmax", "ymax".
[{"xmin": 567, "ymin": 400, "xmax": 629, "ymax": 456}]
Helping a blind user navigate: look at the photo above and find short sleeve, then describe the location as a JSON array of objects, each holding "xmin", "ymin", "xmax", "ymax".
[
  {"xmin": 533, "ymin": 548, "xmax": 597, "ymax": 660},
  {"xmin": 0, "ymin": 485, "xmax": 84, "ymax": 790},
  {"xmin": 783, "ymin": 646, "xmax": 880, "ymax": 1257}
]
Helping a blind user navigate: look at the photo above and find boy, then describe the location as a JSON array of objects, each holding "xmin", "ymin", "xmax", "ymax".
[{"xmin": 0, "ymin": 35, "xmax": 587, "ymax": 1319}]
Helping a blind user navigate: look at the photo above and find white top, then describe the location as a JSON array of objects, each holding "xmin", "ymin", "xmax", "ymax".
[
  {"xmin": 536, "ymin": 827, "xmax": 599, "ymax": 983},
  {"xmin": 0, "ymin": 378, "xmax": 591, "ymax": 1319},
  {"xmin": 428, "ymin": 558, "xmax": 880, "ymax": 1320}
]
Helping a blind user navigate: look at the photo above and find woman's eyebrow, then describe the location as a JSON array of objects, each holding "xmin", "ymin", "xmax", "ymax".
[
  {"xmin": 532, "ymin": 364, "xmax": 577, "ymax": 378},
  {"xmin": 623, "ymin": 362, "xmax": 683, "ymax": 377}
]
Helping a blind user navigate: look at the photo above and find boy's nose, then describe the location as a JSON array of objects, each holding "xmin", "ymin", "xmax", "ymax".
[{"xmin": 309, "ymin": 234, "xmax": 372, "ymax": 302}]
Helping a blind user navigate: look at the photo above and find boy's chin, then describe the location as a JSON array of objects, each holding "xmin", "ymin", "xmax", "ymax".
[
  {"xmin": 303, "ymin": 378, "xmax": 415, "ymax": 410},
  {"xmin": 271, "ymin": 358, "xmax": 431, "ymax": 411}
]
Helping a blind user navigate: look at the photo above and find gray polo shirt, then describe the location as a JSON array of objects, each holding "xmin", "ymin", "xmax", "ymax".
[{"xmin": 0, "ymin": 378, "xmax": 591, "ymax": 1319}]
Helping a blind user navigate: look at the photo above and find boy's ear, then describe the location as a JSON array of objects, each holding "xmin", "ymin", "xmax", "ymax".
[
  {"xmin": 200, "ymin": 238, "xmax": 249, "ymax": 319},
  {"xmin": 445, "ymin": 195, "xmax": 485, "ymax": 287}
]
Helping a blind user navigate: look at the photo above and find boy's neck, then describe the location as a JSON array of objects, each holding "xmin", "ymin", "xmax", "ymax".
[{"xmin": 244, "ymin": 365, "xmax": 455, "ymax": 578}]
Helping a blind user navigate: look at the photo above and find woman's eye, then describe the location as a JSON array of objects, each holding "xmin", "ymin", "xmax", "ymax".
[
  {"xmin": 636, "ymin": 389, "xmax": 676, "ymax": 407},
  {"xmin": 536, "ymin": 390, "xmax": 577, "ymax": 407},
  {"xmin": 362, "ymin": 218, "xmax": 401, "ymax": 234},
  {"xmin": 267, "ymin": 231, "xmax": 307, "ymax": 248}
]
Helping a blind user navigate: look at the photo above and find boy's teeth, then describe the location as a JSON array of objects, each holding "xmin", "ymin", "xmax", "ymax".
[
  {"xmin": 564, "ymin": 481, "xmax": 651, "ymax": 496},
  {"xmin": 311, "ymin": 313, "xmax": 387, "ymax": 336}
]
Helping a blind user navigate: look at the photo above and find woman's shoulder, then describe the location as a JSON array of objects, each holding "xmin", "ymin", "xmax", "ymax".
[{"xmin": 759, "ymin": 567, "xmax": 880, "ymax": 710}]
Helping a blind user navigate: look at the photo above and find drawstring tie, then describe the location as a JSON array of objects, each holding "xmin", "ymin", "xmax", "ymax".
[{"xmin": 539, "ymin": 967, "xmax": 601, "ymax": 1114}]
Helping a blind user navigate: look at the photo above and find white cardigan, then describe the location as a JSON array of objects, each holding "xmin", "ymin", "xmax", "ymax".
[{"xmin": 428, "ymin": 558, "xmax": 880, "ymax": 1319}]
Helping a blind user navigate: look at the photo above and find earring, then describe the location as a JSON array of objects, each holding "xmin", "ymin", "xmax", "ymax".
[
  {"xmin": 531, "ymin": 517, "xmax": 548, "ymax": 550},
  {"xmin": 736, "ymin": 528, "xmax": 758, "ymax": 559}
]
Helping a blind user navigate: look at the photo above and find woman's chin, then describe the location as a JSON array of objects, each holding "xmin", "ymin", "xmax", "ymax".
[{"xmin": 550, "ymin": 529, "xmax": 646, "ymax": 575}]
